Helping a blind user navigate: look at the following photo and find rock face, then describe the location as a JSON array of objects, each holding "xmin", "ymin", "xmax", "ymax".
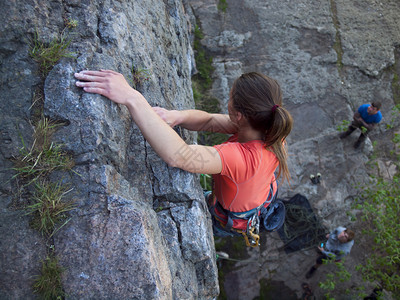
[
  {"xmin": 0, "ymin": 0, "xmax": 218, "ymax": 299},
  {"xmin": 1, "ymin": 0, "xmax": 400, "ymax": 299},
  {"xmin": 187, "ymin": 0, "xmax": 400, "ymax": 298}
]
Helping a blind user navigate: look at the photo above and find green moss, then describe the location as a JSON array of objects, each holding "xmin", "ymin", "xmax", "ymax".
[
  {"xmin": 217, "ymin": 267, "xmax": 228, "ymax": 300},
  {"xmin": 333, "ymin": 32, "xmax": 344, "ymax": 70},
  {"xmin": 193, "ymin": 24, "xmax": 214, "ymax": 91},
  {"xmin": 257, "ymin": 279, "xmax": 273, "ymax": 300},
  {"xmin": 192, "ymin": 24, "xmax": 228, "ymax": 147},
  {"xmin": 217, "ymin": 0, "xmax": 228, "ymax": 13},
  {"xmin": 192, "ymin": 81, "xmax": 220, "ymax": 113},
  {"xmin": 392, "ymin": 55, "xmax": 400, "ymax": 105},
  {"xmin": 214, "ymin": 236, "xmax": 250, "ymax": 299},
  {"xmin": 330, "ymin": 0, "xmax": 344, "ymax": 72}
]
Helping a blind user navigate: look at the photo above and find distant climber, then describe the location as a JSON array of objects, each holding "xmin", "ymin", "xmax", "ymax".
[
  {"xmin": 305, "ymin": 226, "xmax": 355, "ymax": 278},
  {"xmin": 74, "ymin": 70, "xmax": 293, "ymax": 246},
  {"xmin": 340, "ymin": 102, "xmax": 382, "ymax": 148}
]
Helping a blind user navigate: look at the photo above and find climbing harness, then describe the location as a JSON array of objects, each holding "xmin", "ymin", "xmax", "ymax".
[{"xmin": 207, "ymin": 183, "xmax": 286, "ymax": 247}]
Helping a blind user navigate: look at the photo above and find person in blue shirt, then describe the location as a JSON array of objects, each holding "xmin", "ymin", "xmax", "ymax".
[{"xmin": 340, "ymin": 102, "xmax": 382, "ymax": 148}]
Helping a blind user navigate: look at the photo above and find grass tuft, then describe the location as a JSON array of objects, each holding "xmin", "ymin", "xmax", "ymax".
[
  {"xmin": 33, "ymin": 255, "xmax": 65, "ymax": 300},
  {"xmin": 12, "ymin": 118, "xmax": 74, "ymax": 185},
  {"xmin": 130, "ymin": 64, "xmax": 151, "ymax": 89},
  {"xmin": 29, "ymin": 29, "xmax": 75, "ymax": 77},
  {"xmin": 26, "ymin": 181, "xmax": 74, "ymax": 236},
  {"xmin": 23, "ymin": 25, "xmax": 77, "ymax": 298}
]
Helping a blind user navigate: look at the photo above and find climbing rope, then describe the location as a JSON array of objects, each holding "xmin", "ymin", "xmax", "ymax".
[
  {"xmin": 216, "ymin": 252, "xmax": 260, "ymax": 264},
  {"xmin": 279, "ymin": 203, "xmax": 326, "ymax": 249}
]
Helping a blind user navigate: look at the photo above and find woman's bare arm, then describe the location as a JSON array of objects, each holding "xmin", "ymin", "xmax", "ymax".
[
  {"xmin": 74, "ymin": 70, "xmax": 222, "ymax": 174},
  {"xmin": 153, "ymin": 107, "xmax": 238, "ymax": 134}
]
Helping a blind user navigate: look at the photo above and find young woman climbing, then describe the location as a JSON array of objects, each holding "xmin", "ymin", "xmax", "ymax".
[{"xmin": 74, "ymin": 70, "xmax": 293, "ymax": 244}]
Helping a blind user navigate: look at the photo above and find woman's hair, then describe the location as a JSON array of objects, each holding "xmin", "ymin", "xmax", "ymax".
[
  {"xmin": 344, "ymin": 229, "xmax": 355, "ymax": 242},
  {"xmin": 231, "ymin": 72, "xmax": 293, "ymax": 183}
]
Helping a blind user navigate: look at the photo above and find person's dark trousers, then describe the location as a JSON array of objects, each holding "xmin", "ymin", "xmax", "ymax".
[
  {"xmin": 340, "ymin": 119, "xmax": 362, "ymax": 139},
  {"xmin": 340, "ymin": 125, "xmax": 356, "ymax": 139},
  {"xmin": 350, "ymin": 119, "xmax": 371, "ymax": 148},
  {"xmin": 316, "ymin": 254, "xmax": 329, "ymax": 265},
  {"xmin": 354, "ymin": 131, "xmax": 367, "ymax": 148},
  {"xmin": 340, "ymin": 120, "xmax": 371, "ymax": 148},
  {"xmin": 305, "ymin": 254, "xmax": 329, "ymax": 279}
]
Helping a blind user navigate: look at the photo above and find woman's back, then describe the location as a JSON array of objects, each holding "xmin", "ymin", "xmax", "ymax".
[{"xmin": 213, "ymin": 134, "xmax": 278, "ymax": 212}]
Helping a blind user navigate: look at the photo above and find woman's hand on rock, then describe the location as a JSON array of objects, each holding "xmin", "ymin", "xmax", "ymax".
[
  {"xmin": 75, "ymin": 70, "xmax": 139, "ymax": 106},
  {"xmin": 152, "ymin": 107, "xmax": 181, "ymax": 127}
]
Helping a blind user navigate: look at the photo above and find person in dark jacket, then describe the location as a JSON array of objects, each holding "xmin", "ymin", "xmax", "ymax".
[{"xmin": 306, "ymin": 227, "xmax": 355, "ymax": 278}]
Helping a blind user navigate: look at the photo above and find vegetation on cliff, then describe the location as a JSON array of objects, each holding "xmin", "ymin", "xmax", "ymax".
[
  {"xmin": 11, "ymin": 22, "xmax": 77, "ymax": 299},
  {"xmin": 319, "ymin": 135, "xmax": 400, "ymax": 299}
]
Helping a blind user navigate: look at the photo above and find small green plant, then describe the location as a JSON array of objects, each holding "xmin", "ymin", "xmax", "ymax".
[
  {"xmin": 217, "ymin": 0, "xmax": 228, "ymax": 12},
  {"xmin": 319, "ymin": 260, "xmax": 352, "ymax": 299},
  {"xmin": 34, "ymin": 118, "xmax": 61, "ymax": 149},
  {"xmin": 346, "ymin": 210, "xmax": 356, "ymax": 222},
  {"xmin": 393, "ymin": 133, "xmax": 400, "ymax": 144},
  {"xmin": 64, "ymin": 17, "xmax": 78, "ymax": 29},
  {"xmin": 29, "ymin": 29, "xmax": 75, "ymax": 77},
  {"xmin": 319, "ymin": 273, "xmax": 335, "ymax": 293},
  {"xmin": 392, "ymin": 67, "xmax": 400, "ymax": 105},
  {"xmin": 200, "ymin": 173, "xmax": 212, "ymax": 191},
  {"xmin": 130, "ymin": 64, "xmax": 151, "ymax": 88},
  {"xmin": 336, "ymin": 120, "xmax": 350, "ymax": 132},
  {"xmin": 26, "ymin": 181, "xmax": 74, "ymax": 236},
  {"xmin": 155, "ymin": 206, "xmax": 164, "ymax": 213},
  {"xmin": 386, "ymin": 104, "xmax": 400, "ymax": 129},
  {"xmin": 33, "ymin": 255, "xmax": 65, "ymax": 300},
  {"xmin": 360, "ymin": 126, "xmax": 368, "ymax": 134}
]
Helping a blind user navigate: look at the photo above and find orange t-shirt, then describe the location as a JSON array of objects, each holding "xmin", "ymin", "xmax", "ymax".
[{"xmin": 212, "ymin": 134, "xmax": 278, "ymax": 212}]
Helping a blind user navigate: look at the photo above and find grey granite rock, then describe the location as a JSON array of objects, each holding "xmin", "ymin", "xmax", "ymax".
[{"xmin": 1, "ymin": 0, "xmax": 217, "ymax": 299}]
